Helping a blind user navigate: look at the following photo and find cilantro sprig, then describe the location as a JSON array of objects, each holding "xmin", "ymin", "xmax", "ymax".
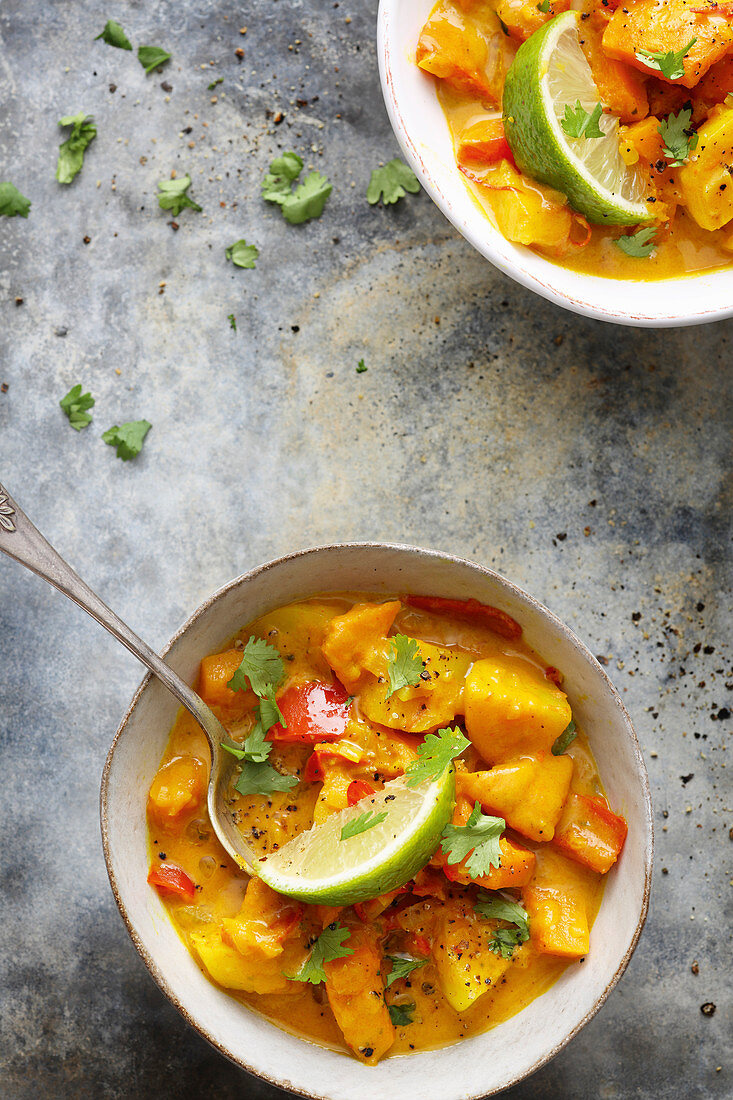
[
  {"xmin": 225, "ymin": 239, "xmax": 259, "ymax": 269},
  {"xmin": 0, "ymin": 182, "xmax": 31, "ymax": 218},
  {"xmin": 95, "ymin": 20, "xmax": 132, "ymax": 50},
  {"xmin": 474, "ymin": 891, "xmax": 530, "ymax": 958},
  {"xmin": 366, "ymin": 158, "xmax": 420, "ymax": 205},
  {"xmin": 560, "ymin": 101, "xmax": 605, "ymax": 140},
  {"xmin": 227, "ymin": 636, "xmax": 285, "ymax": 696},
  {"xmin": 658, "ymin": 108, "xmax": 698, "ymax": 167},
  {"xmin": 340, "ymin": 809, "xmax": 387, "ymax": 841},
  {"xmin": 635, "ymin": 37, "xmax": 696, "ymax": 81},
  {"xmin": 101, "ymin": 419, "xmax": 151, "ymax": 460},
  {"xmin": 157, "ymin": 175, "xmax": 201, "ymax": 216},
  {"xmin": 615, "ymin": 227, "xmax": 656, "ymax": 258},
  {"xmin": 262, "ymin": 152, "xmax": 332, "ymax": 224},
  {"xmin": 388, "ymin": 1002, "xmax": 416, "ymax": 1026},
  {"xmin": 60, "ymin": 384, "xmax": 95, "ymax": 431},
  {"xmin": 440, "ymin": 802, "xmax": 504, "ymax": 878},
  {"xmin": 552, "ymin": 719, "xmax": 577, "ymax": 755},
  {"xmin": 56, "ymin": 114, "xmax": 97, "ymax": 184},
  {"xmin": 405, "ymin": 726, "xmax": 470, "ymax": 787},
  {"xmin": 138, "ymin": 45, "xmax": 171, "ymax": 75},
  {"xmin": 385, "ymin": 954, "xmax": 427, "ymax": 987},
  {"xmin": 288, "ymin": 924, "xmax": 353, "ymax": 984},
  {"xmin": 386, "ymin": 634, "xmax": 424, "ymax": 696}
]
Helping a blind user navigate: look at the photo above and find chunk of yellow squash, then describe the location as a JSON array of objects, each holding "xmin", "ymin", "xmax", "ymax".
[
  {"xmin": 464, "ymin": 656, "xmax": 572, "ymax": 765},
  {"xmin": 457, "ymin": 751, "xmax": 574, "ymax": 842}
]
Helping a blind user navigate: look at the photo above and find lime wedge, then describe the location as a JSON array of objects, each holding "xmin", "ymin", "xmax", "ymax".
[
  {"xmin": 502, "ymin": 11, "xmax": 651, "ymax": 226},
  {"xmin": 255, "ymin": 768, "xmax": 455, "ymax": 905}
]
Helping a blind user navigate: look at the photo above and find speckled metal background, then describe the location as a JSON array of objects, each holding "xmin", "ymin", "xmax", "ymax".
[{"xmin": 0, "ymin": 1, "xmax": 730, "ymax": 1097}]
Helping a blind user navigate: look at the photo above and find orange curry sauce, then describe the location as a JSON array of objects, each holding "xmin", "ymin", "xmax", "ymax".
[{"xmin": 146, "ymin": 594, "xmax": 627, "ymax": 1064}]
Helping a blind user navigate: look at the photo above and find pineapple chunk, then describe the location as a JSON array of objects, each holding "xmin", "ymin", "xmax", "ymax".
[
  {"xmin": 464, "ymin": 656, "xmax": 572, "ymax": 764},
  {"xmin": 432, "ymin": 899, "xmax": 511, "ymax": 1012}
]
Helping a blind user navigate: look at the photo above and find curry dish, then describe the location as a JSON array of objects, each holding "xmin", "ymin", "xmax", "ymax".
[
  {"xmin": 146, "ymin": 594, "xmax": 627, "ymax": 1064},
  {"xmin": 417, "ymin": 0, "xmax": 733, "ymax": 279}
]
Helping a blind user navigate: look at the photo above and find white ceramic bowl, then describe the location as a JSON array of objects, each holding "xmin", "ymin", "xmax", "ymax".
[
  {"xmin": 377, "ymin": 0, "xmax": 732, "ymax": 327},
  {"xmin": 101, "ymin": 543, "xmax": 653, "ymax": 1099}
]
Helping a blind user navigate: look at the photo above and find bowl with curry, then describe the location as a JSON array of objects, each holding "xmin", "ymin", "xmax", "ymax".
[
  {"xmin": 378, "ymin": 0, "xmax": 733, "ymax": 325},
  {"xmin": 101, "ymin": 543, "xmax": 652, "ymax": 1099}
]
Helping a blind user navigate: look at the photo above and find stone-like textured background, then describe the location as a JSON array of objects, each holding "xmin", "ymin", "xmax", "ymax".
[{"xmin": 1, "ymin": 1, "xmax": 730, "ymax": 1097}]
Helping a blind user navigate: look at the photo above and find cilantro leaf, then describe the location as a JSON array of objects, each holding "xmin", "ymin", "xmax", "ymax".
[
  {"xmin": 366, "ymin": 158, "xmax": 420, "ymax": 205},
  {"xmin": 635, "ymin": 37, "xmax": 695, "ymax": 81},
  {"xmin": 157, "ymin": 175, "xmax": 202, "ymax": 216},
  {"xmin": 101, "ymin": 419, "xmax": 151, "ymax": 460},
  {"xmin": 658, "ymin": 108, "xmax": 698, "ymax": 167},
  {"xmin": 440, "ymin": 802, "xmax": 504, "ymax": 878},
  {"xmin": 488, "ymin": 927, "xmax": 527, "ymax": 959},
  {"xmin": 388, "ymin": 1002, "xmax": 416, "ymax": 1026},
  {"xmin": 474, "ymin": 891, "xmax": 530, "ymax": 937},
  {"xmin": 356, "ymin": 359, "xmax": 367, "ymax": 373},
  {"xmin": 56, "ymin": 114, "xmax": 97, "ymax": 185},
  {"xmin": 288, "ymin": 924, "xmax": 353, "ymax": 984},
  {"xmin": 95, "ymin": 20, "xmax": 132, "ymax": 50},
  {"xmin": 59, "ymin": 384, "xmax": 95, "ymax": 431},
  {"xmin": 386, "ymin": 634, "xmax": 424, "ymax": 696},
  {"xmin": 228, "ymin": 313, "xmax": 237, "ymax": 331},
  {"xmin": 537, "ymin": 0, "xmax": 551, "ymax": 11},
  {"xmin": 385, "ymin": 954, "xmax": 427, "ymax": 987},
  {"xmin": 138, "ymin": 45, "xmax": 171, "ymax": 75},
  {"xmin": 615, "ymin": 227, "xmax": 656, "ymax": 258},
  {"xmin": 227, "ymin": 636, "xmax": 285, "ymax": 696},
  {"xmin": 282, "ymin": 171, "xmax": 332, "ymax": 224},
  {"xmin": 560, "ymin": 101, "xmax": 605, "ymax": 140},
  {"xmin": 222, "ymin": 721, "xmax": 271, "ymax": 764},
  {"xmin": 0, "ymin": 181, "xmax": 31, "ymax": 217},
  {"xmin": 551, "ymin": 719, "xmax": 577, "ymax": 755},
  {"xmin": 340, "ymin": 809, "xmax": 387, "ymax": 841},
  {"xmin": 262, "ymin": 152, "xmax": 304, "ymax": 204},
  {"xmin": 225, "ymin": 239, "xmax": 259, "ymax": 268},
  {"xmin": 208, "ymin": 76, "xmax": 224, "ymax": 90},
  {"xmin": 405, "ymin": 726, "xmax": 470, "ymax": 787},
  {"xmin": 258, "ymin": 692, "xmax": 286, "ymax": 732},
  {"xmin": 234, "ymin": 759, "xmax": 298, "ymax": 796}
]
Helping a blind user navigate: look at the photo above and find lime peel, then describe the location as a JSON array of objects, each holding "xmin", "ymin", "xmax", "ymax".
[
  {"xmin": 255, "ymin": 767, "xmax": 456, "ymax": 905},
  {"xmin": 502, "ymin": 11, "xmax": 652, "ymax": 226}
]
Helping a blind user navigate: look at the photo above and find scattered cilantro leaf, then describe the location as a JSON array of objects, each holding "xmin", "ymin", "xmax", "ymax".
[
  {"xmin": 560, "ymin": 100, "xmax": 605, "ymax": 140},
  {"xmin": 222, "ymin": 722, "xmax": 271, "ymax": 764},
  {"xmin": 635, "ymin": 37, "xmax": 695, "ymax": 81},
  {"xmin": 228, "ymin": 313, "xmax": 237, "ymax": 330},
  {"xmin": 157, "ymin": 175, "xmax": 202, "ymax": 216},
  {"xmin": 356, "ymin": 359, "xmax": 367, "ymax": 373},
  {"xmin": 658, "ymin": 108, "xmax": 698, "ymax": 166},
  {"xmin": 385, "ymin": 954, "xmax": 427, "ymax": 987},
  {"xmin": 59, "ymin": 384, "xmax": 95, "ymax": 431},
  {"xmin": 234, "ymin": 759, "xmax": 297, "ymax": 796},
  {"xmin": 488, "ymin": 927, "xmax": 527, "ymax": 959},
  {"xmin": 258, "ymin": 692, "xmax": 286, "ymax": 733},
  {"xmin": 615, "ymin": 227, "xmax": 656, "ymax": 258},
  {"xmin": 0, "ymin": 182, "xmax": 31, "ymax": 217},
  {"xmin": 475, "ymin": 892, "xmax": 530, "ymax": 958},
  {"xmin": 227, "ymin": 636, "xmax": 285, "ymax": 696},
  {"xmin": 537, "ymin": 0, "xmax": 551, "ymax": 11},
  {"xmin": 552, "ymin": 719, "xmax": 577, "ymax": 755},
  {"xmin": 340, "ymin": 809, "xmax": 388, "ymax": 841},
  {"xmin": 95, "ymin": 20, "xmax": 132, "ymax": 50},
  {"xmin": 225, "ymin": 239, "xmax": 259, "ymax": 268},
  {"xmin": 366, "ymin": 158, "xmax": 420, "ymax": 205},
  {"xmin": 282, "ymin": 170, "xmax": 332, "ymax": 224},
  {"xmin": 138, "ymin": 45, "xmax": 171, "ymax": 75},
  {"xmin": 405, "ymin": 726, "xmax": 470, "ymax": 787},
  {"xmin": 388, "ymin": 1002, "xmax": 416, "ymax": 1026},
  {"xmin": 440, "ymin": 802, "xmax": 504, "ymax": 877},
  {"xmin": 101, "ymin": 419, "xmax": 151, "ymax": 460},
  {"xmin": 56, "ymin": 114, "xmax": 97, "ymax": 185},
  {"xmin": 261, "ymin": 152, "xmax": 304, "ymax": 204},
  {"xmin": 386, "ymin": 634, "xmax": 424, "ymax": 696},
  {"xmin": 288, "ymin": 924, "xmax": 353, "ymax": 984},
  {"xmin": 208, "ymin": 76, "xmax": 224, "ymax": 90}
]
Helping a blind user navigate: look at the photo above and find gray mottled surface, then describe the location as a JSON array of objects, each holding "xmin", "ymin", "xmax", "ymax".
[{"xmin": 0, "ymin": 1, "xmax": 731, "ymax": 1097}]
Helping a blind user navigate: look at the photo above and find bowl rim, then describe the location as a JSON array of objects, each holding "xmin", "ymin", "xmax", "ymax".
[
  {"xmin": 376, "ymin": 0, "xmax": 733, "ymax": 329},
  {"xmin": 100, "ymin": 540, "xmax": 654, "ymax": 1098}
]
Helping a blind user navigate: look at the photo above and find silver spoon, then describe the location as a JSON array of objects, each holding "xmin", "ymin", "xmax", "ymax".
[{"xmin": 0, "ymin": 482, "xmax": 254, "ymax": 872}]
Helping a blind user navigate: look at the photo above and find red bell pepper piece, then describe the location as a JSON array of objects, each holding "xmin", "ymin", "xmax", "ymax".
[
  {"xmin": 267, "ymin": 681, "xmax": 352, "ymax": 743},
  {"xmin": 147, "ymin": 862, "xmax": 196, "ymax": 899},
  {"xmin": 403, "ymin": 595, "xmax": 522, "ymax": 639},
  {"xmin": 347, "ymin": 779, "xmax": 375, "ymax": 805},
  {"xmin": 304, "ymin": 752, "xmax": 323, "ymax": 782}
]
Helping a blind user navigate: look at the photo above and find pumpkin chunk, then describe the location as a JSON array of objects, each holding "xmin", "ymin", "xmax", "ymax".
[
  {"xmin": 552, "ymin": 793, "xmax": 628, "ymax": 873},
  {"xmin": 458, "ymin": 751, "xmax": 574, "ymax": 842},
  {"xmin": 324, "ymin": 925, "xmax": 394, "ymax": 1065},
  {"xmin": 522, "ymin": 885, "xmax": 590, "ymax": 958},
  {"xmin": 416, "ymin": 0, "xmax": 516, "ymax": 106}
]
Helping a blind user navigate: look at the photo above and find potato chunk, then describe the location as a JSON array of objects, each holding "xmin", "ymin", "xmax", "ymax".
[
  {"xmin": 324, "ymin": 925, "xmax": 394, "ymax": 1065},
  {"xmin": 464, "ymin": 656, "xmax": 572, "ymax": 764},
  {"xmin": 458, "ymin": 752, "xmax": 574, "ymax": 842},
  {"xmin": 679, "ymin": 106, "xmax": 733, "ymax": 230},
  {"xmin": 522, "ymin": 885, "xmax": 589, "ymax": 958}
]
